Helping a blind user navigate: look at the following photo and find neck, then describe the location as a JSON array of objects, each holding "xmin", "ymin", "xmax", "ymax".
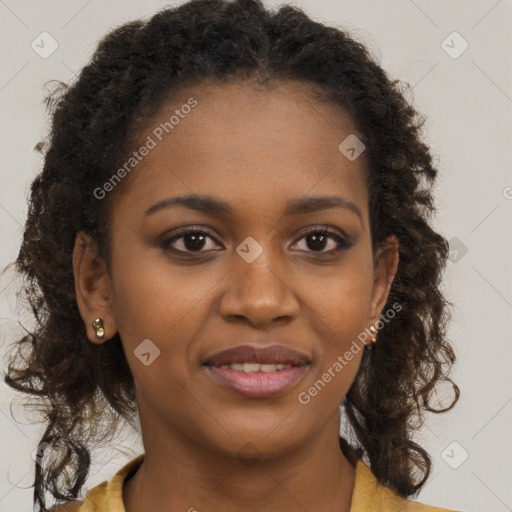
[{"xmin": 123, "ymin": 406, "xmax": 356, "ymax": 512}]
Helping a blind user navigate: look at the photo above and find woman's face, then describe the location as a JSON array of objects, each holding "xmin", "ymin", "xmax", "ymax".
[{"xmin": 75, "ymin": 80, "xmax": 398, "ymax": 459}]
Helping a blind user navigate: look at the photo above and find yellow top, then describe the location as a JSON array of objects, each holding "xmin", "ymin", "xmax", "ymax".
[{"xmin": 47, "ymin": 453, "xmax": 460, "ymax": 511}]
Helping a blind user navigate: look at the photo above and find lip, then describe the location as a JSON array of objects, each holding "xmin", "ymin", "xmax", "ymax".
[
  {"xmin": 203, "ymin": 344, "xmax": 310, "ymax": 366},
  {"xmin": 206, "ymin": 365, "xmax": 309, "ymax": 398},
  {"xmin": 203, "ymin": 344, "xmax": 310, "ymax": 398}
]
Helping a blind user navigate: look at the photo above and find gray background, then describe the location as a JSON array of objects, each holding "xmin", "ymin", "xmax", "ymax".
[{"xmin": 1, "ymin": 1, "xmax": 511, "ymax": 511}]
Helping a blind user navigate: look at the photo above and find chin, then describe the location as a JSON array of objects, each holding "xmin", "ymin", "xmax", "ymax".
[{"xmin": 208, "ymin": 420, "xmax": 308, "ymax": 461}]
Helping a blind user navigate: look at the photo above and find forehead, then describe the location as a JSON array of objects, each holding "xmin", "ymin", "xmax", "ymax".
[{"xmin": 111, "ymin": 79, "xmax": 369, "ymax": 226}]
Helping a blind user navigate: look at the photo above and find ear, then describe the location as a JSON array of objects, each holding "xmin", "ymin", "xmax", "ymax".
[
  {"xmin": 368, "ymin": 235, "xmax": 400, "ymax": 327},
  {"xmin": 73, "ymin": 231, "xmax": 116, "ymax": 344}
]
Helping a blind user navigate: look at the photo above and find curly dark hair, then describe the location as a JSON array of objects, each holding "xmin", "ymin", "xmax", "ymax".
[{"xmin": 2, "ymin": 0, "xmax": 459, "ymax": 509}]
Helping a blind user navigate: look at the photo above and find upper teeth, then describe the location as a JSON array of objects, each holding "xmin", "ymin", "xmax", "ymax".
[{"xmin": 219, "ymin": 363, "xmax": 292, "ymax": 373}]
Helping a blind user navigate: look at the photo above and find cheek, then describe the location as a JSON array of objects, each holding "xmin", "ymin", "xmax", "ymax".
[
  {"xmin": 304, "ymin": 249, "xmax": 373, "ymax": 395},
  {"xmin": 310, "ymin": 250, "xmax": 374, "ymax": 335},
  {"xmin": 113, "ymin": 249, "xmax": 236, "ymax": 390},
  {"xmin": 108, "ymin": 244, "xmax": 220, "ymax": 377},
  {"xmin": 110, "ymin": 238, "xmax": 211, "ymax": 332}
]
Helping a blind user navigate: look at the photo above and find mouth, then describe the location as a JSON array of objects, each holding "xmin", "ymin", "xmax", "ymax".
[{"xmin": 203, "ymin": 345, "xmax": 310, "ymax": 399}]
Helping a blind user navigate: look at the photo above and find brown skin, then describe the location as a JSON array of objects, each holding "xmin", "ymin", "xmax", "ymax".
[{"xmin": 73, "ymin": 81, "xmax": 399, "ymax": 512}]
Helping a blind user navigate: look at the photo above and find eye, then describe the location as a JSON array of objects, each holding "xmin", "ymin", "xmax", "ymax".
[
  {"xmin": 160, "ymin": 225, "xmax": 353, "ymax": 256},
  {"xmin": 161, "ymin": 227, "xmax": 221, "ymax": 254},
  {"xmin": 291, "ymin": 226, "xmax": 352, "ymax": 254}
]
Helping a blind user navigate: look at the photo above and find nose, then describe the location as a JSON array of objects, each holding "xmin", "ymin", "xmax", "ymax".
[{"xmin": 218, "ymin": 251, "xmax": 300, "ymax": 328}]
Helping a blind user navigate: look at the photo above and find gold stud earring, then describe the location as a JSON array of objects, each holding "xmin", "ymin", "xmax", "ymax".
[
  {"xmin": 369, "ymin": 325, "xmax": 377, "ymax": 343},
  {"xmin": 92, "ymin": 317, "xmax": 105, "ymax": 339}
]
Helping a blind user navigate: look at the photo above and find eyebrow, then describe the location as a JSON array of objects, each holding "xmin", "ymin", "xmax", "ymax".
[{"xmin": 144, "ymin": 194, "xmax": 363, "ymax": 223}]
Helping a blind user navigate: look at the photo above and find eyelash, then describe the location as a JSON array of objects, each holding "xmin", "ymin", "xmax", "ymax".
[{"xmin": 159, "ymin": 225, "xmax": 353, "ymax": 256}]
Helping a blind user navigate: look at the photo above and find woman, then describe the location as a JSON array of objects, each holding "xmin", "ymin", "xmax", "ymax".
[{"xmin": 4, "ymin": 0, "xmax": 460, "ymax": 510}]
